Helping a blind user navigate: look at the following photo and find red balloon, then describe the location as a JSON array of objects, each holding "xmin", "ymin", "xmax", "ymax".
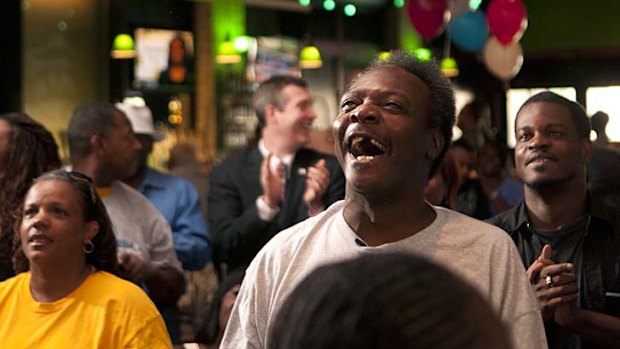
[
  {"xmin": 407, "ymin": 0, "xmax": 449, "ymax": 40},
  {"xmin": 486, "ymin": 0, "xmax": 527, "ymax": 45}
]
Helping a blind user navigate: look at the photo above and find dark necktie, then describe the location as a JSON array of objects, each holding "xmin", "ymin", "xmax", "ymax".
[{"xmin": 280, "ymin": 160, "xmax": 289, "ymax": 206}]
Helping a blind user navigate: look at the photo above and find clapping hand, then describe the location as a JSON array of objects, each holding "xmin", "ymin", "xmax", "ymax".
[
  {"xmin": 527, "ymin": 244, "xmax": 579, "ymax": 322},
  {"xmin": 260, "ymin": 153, "xmax": 285, "ymax": 209},
  {"xmin": 303, "ymin": 159, "xmax": 330, "ymax": 215}
]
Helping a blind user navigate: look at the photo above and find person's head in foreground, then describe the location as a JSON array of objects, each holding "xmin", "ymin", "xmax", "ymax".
[
  {"xmin": 13, "ymin": 169, "xmax": 118, "ymax": 275},
  {"xmin": 270, "ymin": 253, "xmax": 511, "ymax": 349},
  {"xmin": 332, "ymin": 50, "xmax": 455, "ymax": 200}
]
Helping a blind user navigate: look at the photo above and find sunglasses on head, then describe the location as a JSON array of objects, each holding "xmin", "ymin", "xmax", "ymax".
[{"xmin": 46, "ymin": 170, "xmax": 98, "ymax": 204}]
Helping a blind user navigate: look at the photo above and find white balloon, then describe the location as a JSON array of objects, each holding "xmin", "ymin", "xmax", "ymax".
[{"xmin": 483, "ymin": 37, "xmax": 524, "ymax": 80}]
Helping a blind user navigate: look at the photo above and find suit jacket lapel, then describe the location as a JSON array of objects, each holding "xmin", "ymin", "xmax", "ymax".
[
  {"xmin": 248, "ymin": 147, "xmax": 263, "ymax": 171},
  {"xmin": 244, "ymin": 147, "xmax": 264, "ymax": 200}
]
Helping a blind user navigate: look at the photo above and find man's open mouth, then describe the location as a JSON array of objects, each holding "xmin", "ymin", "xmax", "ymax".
[
  {"xmin": 347, "ymin": 135, "xmax": 386, "ymax": 161},
  {"xmin": 526, "ymin": 154, "xmax": 557, "ymax": 165}
]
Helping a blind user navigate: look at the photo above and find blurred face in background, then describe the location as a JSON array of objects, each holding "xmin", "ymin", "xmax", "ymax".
[
  {"xmin": 457, "ymin": 106, "xmax": 477, "ymax": 132},
  {"xmin": 425, "ymin": 171, "xmax": 447, "ymax": 206},
  {"xmin": 101, "ymin": 112, "xmax": 142, "ymax": 181},
  {"xmin": 269, "ymin": 84, "xmax": 316, "ymax": 152},
  {"xmin": 453, "ymin": 146, "xmax": 476, "ymax": 184},
  {"xmin": 424, "ymin": 150, "xmax": 458, "ymax": 208},
  {"xmin": 219, "ymin": 284, "xmax": 241, "ymax": 336},
  {"xmin": 276, "ymin": 85, "xmax": 316, "ymax": 149},
  {"xmin": 134, "ymin": 134, "xmax": 154, "ymax": 172},
  {"xmin": 170, "ymin": 38, "xmax": 185, "ymax": 63},
  {"xmin": 478, "ymin": 143, "xmax": 502, "ymax": 178}
]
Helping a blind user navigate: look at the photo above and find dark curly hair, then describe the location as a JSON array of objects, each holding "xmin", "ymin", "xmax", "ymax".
[
  {"xmin": 12, "ymin": 170, "xmax": 119, "ymax": 275},
  {"xmin": 271, "ymin": 253, "xmax": 510, "ymax": 349},
  {"xmin": 0, "ymin": 113, "xmax": 61, "ymax": 281}
]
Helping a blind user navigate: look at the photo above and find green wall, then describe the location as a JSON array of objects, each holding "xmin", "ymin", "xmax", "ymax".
[{"xmin": 521, "ymin": 0, "xmax": 620, "ymax": 52}]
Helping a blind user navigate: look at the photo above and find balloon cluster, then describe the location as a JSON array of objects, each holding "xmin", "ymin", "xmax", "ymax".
[{"xmin": 407, "ymin": 0, "xmax": 527, "ymax": 80}]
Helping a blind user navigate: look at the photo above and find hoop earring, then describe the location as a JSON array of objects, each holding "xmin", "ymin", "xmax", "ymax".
[{"xmin": 83, "ymin": 240, "xmax": 95, "ymax": 254}]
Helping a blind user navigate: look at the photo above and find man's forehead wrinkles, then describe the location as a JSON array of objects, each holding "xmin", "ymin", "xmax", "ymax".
[{"xmin": 344, "ymin": 87, "xmax": 407, "ymax": 99}]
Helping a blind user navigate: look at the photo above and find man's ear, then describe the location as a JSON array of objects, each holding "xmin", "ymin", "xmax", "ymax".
[
  {"xmin": 580, "ymin": 139, "xmax": 592, "ymax": 164},
  {"xmin": 264, "ymin": 104, "xmax": 278, "ymax": 126},
  {"xmin": 90, "ymin": 134, "xmax": 105, "ymax": 156},
  {"xmin": 426, "ymin": 128, "xmax": 445, "ymax": 161}
]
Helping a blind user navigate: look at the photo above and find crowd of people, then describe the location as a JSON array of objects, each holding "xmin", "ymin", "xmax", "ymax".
[{"xmin": 0, "ymin": 49, "xmax": 619, "ymax": 349}]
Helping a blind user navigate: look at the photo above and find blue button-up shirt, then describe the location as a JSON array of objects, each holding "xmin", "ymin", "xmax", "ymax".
[{"xmin": 138, "ymin": 168, "xmax": 212, "ymax": 270}]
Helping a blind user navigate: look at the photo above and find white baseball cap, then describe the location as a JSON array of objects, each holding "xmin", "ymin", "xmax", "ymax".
[{"xmin": 115, "ymin": 102, "xmax": 164, "ymax": 142}]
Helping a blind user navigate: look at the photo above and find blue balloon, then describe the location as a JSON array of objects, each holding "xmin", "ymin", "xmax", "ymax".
[{"xmin": 449, "ymin": 11, "xmax": 489, "ymax": 53}]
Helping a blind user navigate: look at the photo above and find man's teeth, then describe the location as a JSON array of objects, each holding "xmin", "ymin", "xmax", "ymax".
[
  {"xmin": 356, "ymin": 155, "xmax": 374, "ymax": 161},
  {"xmin": 531, "ymin": 157, "xmax": 551, "ymax": 163},
  {"xmin": 370, "ymin": 138, "xmax": 385, "ymax": 151},
  {"xmin": 350, "ymin": 136, "xmax": 385, "ymax": 150},
  {"xmin": 351, "ymin": 136, "xmax": 363, "ymax": 147}
]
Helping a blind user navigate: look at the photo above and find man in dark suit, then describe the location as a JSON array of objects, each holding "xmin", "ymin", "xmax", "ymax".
[{"xmin": 208, "ymin": 76, "xmax": 345, "ymax": 276}]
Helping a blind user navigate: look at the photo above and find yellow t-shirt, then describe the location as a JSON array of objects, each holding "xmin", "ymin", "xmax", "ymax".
[{"xmin": 0, "ymin": 271, "xmax": 172, "ymax": 349}]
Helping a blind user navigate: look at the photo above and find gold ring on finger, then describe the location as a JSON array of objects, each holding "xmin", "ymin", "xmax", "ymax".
[{"xmin": 545, "ymin": 275, "xmax": 554, "ymax": 288}]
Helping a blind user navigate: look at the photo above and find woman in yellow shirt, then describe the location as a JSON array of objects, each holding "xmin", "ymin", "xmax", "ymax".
[{"xmin": 0, "ymin": 169, "xmax": 172, "ymax": 348}]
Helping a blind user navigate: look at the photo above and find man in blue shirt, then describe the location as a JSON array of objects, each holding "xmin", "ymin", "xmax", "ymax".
[
  {"xmin": 117, "ymin": 102, "xmax": 212, "ymax": 271},
  {"xmin": 118, "ymin": 101, "xmax": 213, "ymax": 345}
]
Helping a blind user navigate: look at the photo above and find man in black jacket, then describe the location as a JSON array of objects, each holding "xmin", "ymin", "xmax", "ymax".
[
  {"xmin": 489, "ymin": 91, "xmax": 620, "ymax": 349},
  {"xmin": 208, "ymin": 76, "xmax": 345, "ymax": 276}
]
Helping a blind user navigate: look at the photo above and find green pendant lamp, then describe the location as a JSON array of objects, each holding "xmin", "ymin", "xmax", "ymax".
[
  {"xmin": 300, "ymin": 45, "xmax": 322, "ymax": 69},
  {"xmin": 111, "ymin": 33, "xmax": 136, "ymax": 59}
]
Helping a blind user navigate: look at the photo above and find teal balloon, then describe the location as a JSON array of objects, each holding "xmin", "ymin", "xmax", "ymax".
[{"xmin": 449, "ymin": 11, "xmax": 488, "ymax": 53}]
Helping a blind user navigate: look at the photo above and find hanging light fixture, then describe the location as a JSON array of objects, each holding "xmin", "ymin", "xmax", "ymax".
[
  {"xmin": 233, "ymin": 36, "xmax": 253, "ymax": 53},
  {"xmin": 216, "ymin": 35, "xmax": 241, "ymax": 64},
  {"xmin": 323, "ymin": 0, "xmax": 336, "ymax": 11},
  {"xmin": 300, "ymin": 8, "xmax": 322, "ymax": 70},
  {"xmin": 378, "ymin": 51, "xmax": 391, "ymax": 61},
  {"xmin": 300, "ymin": 45, "xmax": 323, "ymax": 69},
  {"xmin": 343, "ymin": 4, "xmax": 357, "ymax": 16},
  {"xmin": 440, "ymin": 28, "xmax": 459, "ymax": 78},
  {"xmin": 414, "ymin": 48, "xmax": 432, "ymax": 61},
  {"xmin": 440, "ymin": 57, "xmax": 459, "ymax": 77},
  {"xmin": 111, "ymin": 33, "xmax": 136, "ymax": 59}
]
